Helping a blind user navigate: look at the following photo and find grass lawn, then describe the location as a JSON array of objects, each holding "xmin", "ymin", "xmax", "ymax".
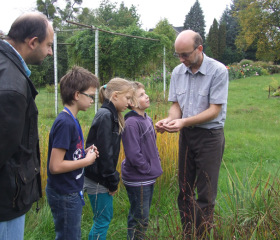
[{"xmin": 25, "ymin": 74, "xmax": 280, "ymax": 239}]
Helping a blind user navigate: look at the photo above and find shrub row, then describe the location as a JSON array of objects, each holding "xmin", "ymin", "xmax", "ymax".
[{"xmin": 227, "ymin": 59, "xmax": 280, "ymax": 81}]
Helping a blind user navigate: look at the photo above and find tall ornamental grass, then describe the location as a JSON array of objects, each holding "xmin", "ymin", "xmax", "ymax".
[{"xmin": 27, "ymin": 73, "xmax": 280, "ymax": 239}]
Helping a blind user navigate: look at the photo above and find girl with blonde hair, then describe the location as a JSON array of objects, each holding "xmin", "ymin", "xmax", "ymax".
[{"xmin": 84, "ymin": 77, "xmax": 134, "ymax": 240}]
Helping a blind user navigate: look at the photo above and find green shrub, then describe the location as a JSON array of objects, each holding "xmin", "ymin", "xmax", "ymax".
[
  {"xmin": 267, "ymin": 65, "xmax": 280, "ymax": 74},
  {"xmin": 239, "ymin": 59, "xmax": 254, "ymax": 66},
  {"xmin": 272, "ymin": 88, "xmax": 280, "ymax": 96},
  {"xmin": 45, "ymin": 84, "xmax": 60, "ymax": 93},
  {"xmin": 227, "ymin": 60, "xmax": 274, "ymax": 80}
]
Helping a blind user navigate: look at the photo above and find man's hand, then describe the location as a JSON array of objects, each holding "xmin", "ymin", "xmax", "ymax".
[
  {"xmin": 155, "ymin": 118, "xmax": 170, "ymax": 133},
  {"xmin": 163, "ymin": 119, "xmax": 185, "ymax": 133}
]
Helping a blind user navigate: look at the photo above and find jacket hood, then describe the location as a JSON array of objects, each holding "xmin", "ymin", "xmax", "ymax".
[{"xmin": 124, "ymin": 110, "xmax": 146, "ymax": 120}]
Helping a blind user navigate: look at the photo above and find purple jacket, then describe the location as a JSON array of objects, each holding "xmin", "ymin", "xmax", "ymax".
[{"xmin": 121, "ymin": 111, "xmax": 163, "ymax": 184}]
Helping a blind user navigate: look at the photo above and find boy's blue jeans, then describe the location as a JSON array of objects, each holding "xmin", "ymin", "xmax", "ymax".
[
  {"xmin": 46, "ymin": 184, "xmax": 83, "ymax": 240},
  {"xmin": 0, "ymin": 214, "xmax": 25, "ymax": 240},
  {"xmin": 125, "ymin": 184, "xmax": 154, "ymax": 240},
  {"xmin": 88, "ymin": 193, "xmax": 113, "ymax": 240}
]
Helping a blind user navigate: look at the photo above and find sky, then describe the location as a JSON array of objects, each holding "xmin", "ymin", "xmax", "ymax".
[{"xmin": 0, "ymin": 0, "xmax": 232, "ymax": 34}]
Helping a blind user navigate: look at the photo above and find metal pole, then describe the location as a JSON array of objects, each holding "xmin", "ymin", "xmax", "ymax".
[
  {"xmin": 94, "ymin": 29, "xmax": 99, "ymax": 113},
  {"xmin": 54, "ymin": 32, "xmax": 58, "ymax": 116},
  {"xmin": 163, "ymin": 46, "xmax": 166, "ymax": 99}
]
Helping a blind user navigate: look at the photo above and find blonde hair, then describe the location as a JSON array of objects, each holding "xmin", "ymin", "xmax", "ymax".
[
  {"xmin": 99, "ymin": 78, "xmax": 134, "ymax": 133},
  {"xmin": 128, "ymin": 81, "xmax": 145, "ymax": 109}
]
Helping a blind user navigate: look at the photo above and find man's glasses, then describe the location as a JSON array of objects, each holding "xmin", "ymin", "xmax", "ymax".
[
  {"xmin": 173, "ymin": 46, "xmax": 199, "ymax": 59},
  {"xmin": 81, "ymin": 92, "xmax": 95, "ymax": 101}
]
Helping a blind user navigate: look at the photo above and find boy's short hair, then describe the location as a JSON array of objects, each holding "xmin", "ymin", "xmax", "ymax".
[
  {"xmin": 128, "ymin": 81, "xmax": 145, "ymax": 110},
  {"xmin": 60, "ymin": 66, "xmax": 99, "ymax": 105}
]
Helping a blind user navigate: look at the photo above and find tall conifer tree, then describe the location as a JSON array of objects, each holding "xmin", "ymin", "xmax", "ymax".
[
  {"xmin": 207, "ymin": 19, "xmax": 219, "ymax": 59},
  {"xmin": 183, "ymin": 0, "xmax": 206, "ymax": 42}
]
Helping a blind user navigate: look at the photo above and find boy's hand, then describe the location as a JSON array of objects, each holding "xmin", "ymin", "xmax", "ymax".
[
  {"xmin": 85, "ymin": 144, "xmax": 99, "ymax": 158},
  {"xmin": 109, "ymin": 190, "xmax": 117, "ymax": 196},
  {"xmin": 85, "ymin": 149, "xmax": 97, "ymax": 165},
  {"xmin": 155, "ymin": 118, "xmax": 170, "ymax": 133}
]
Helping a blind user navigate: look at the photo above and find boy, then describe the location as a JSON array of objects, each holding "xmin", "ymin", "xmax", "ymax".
[
  {"xmin": 46, "ymin": 66, "xmax": 99, "ymax": 240},
  {"xmin": 121, "ymin": 82, "xmax": 163, "ymax": 240}
]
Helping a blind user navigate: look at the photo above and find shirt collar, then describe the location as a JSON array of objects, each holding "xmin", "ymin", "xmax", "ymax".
[{"xmin": 3, "ymin": 40, "xmax": 31, "ymax": 77}]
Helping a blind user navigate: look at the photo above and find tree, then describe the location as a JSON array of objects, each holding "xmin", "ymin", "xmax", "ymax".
[
  {"xmin": 235, "ymin": 0, "xmax": 280, "ymax": 62},
  {"xmin": 206, "ymin": 19, "xmax": 219, "ymax": 60},
  {"xmin": 94, "ymin": 0, "xmax": 140, "ymax": 30},
  {"xmin": 67, "ymin": 26, "xmax": 163, "ymax": 83},
  {"xmin": 35, "ymin": 0, "xmax": 85, "ymax": 86},
  {"xmin": 218, "ymin": 22, "xmax": 226, "ymax": 60},
  {"xmin": 36, "ymin": 0, "xmax": 57, "ymax": 19},
  {"xmin": 183, "ymin": 0, "xmax": 206, "ymax": 42},
  {"xmin": 66, "ymin": 0, "xmax": 163, "ymax": 82},
  {"xmin": 77, "ymin": 7, "xmax": 96, "ymax": 26},
  {"xmin": 37, "ymin": 0, "xmax": 83, "ymax": 29},
  {"xmin": 219, "ymin": 4, "xmax": 244, "ymax": 64},
  {"xmin": 153, "ymin": 18, "xmax": 177, "ymax": 71}
]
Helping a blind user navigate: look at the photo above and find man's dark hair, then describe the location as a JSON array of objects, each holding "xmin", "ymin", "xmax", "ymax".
[
  {"xmin": 7, "ymin": 13, "xmax": 49, "ymax": 43},
  {"xmin": 60, "ymin": 66, "xmax": 100, "ymax": 106},
  {"xmin": 194, "ymin": 33, "xmax": 203, "ymax": 48}
]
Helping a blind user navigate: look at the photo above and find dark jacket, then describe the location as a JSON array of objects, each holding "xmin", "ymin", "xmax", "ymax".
[
  {"xmin": 0, "ymin": 40, "xmax": 42, "ymax": 221},
  {"xmin": 85, "ymin": 100, "xmax": 120, "ymax": 192},
  {"xmin": 121, "ymin": 111, "xmax": 162, "ymax": 183}
]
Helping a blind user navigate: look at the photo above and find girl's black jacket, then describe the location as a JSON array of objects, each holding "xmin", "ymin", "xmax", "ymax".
[
  {"xmin": 85, "ymin": 99, "xmax": 120, "ymax": 192},
  {"xmin": 0, "ymin": 40, "xmax": 42, "ymax": 221}
]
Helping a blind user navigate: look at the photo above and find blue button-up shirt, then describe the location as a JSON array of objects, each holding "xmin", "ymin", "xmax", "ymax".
[{"xmin": 168, "ymin": 54, "xmax": 229, "ymax": 129}]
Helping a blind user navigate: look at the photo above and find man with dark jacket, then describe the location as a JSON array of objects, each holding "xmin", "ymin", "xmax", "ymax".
[{"xmin": 0, "ymin": 12, "xmax": 53, "ymax": 239}]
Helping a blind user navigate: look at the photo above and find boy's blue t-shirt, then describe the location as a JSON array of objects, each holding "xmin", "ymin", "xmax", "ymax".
[{"xmin": 47, "ymin": 111, "xmax": 84, "ymax": 194}]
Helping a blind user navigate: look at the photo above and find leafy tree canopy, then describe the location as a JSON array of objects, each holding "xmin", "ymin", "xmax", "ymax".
[
  {"xmin": 37, "ymin": 0, "xmax": 83, "ymax": 29},
  {"xmin": 235, "ymin": 0, "xmax": 280, "ymax": 62}
]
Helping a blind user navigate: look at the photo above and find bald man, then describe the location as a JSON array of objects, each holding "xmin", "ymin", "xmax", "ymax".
[
  {"xmin": 0, "ymin": 12, "xmax": 53, "ymax": 240},
  {"xmin": 156, "ymin": 30, "xmax": 228, "ymax": 237}
]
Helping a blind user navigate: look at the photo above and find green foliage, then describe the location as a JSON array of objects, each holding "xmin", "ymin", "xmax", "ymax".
[
  {"xmin": 45, "ymin": 84, "xmax": 55, "ymax": 93},
  {"xmin": 94, "ymin": 0, "xmax": 140, "ymax": 30},
  {"xmin": 67, "ymin": 26, "xmax": 163, "ymax": 83},
  {"xmin": 65, "ymin": 0, "xmax": 166, "ymax": 84},
  {"xmin": 227, "ymin": 62, "xmax": 269, "ymax": 80},
  {"xmin": 37, "ymin": 0, "xmax": 83, "ymax": 29},
  {"xmin": 111, "ymin": 26, "xmax": 162, "ymax": 80},
  {"xmin": 36, "ymin": 0, "xmax": 57, "ymax": 19},
  {"xmin": 207, "ymin": 19, "xmax": 219, "ymax": 60},
  {"xmin": 207, "ymin": 19, "xmax": 230, "ymax": 63},
  {"xmin": 136, "ymin": 69, "xmax": 172, "ymax": 103},
  {"xmin": 150, "ymin": 19, "xmax": 178, "ymax": 71},
  {"xmin": 77, "ymin": 7, "xmax": 96, "ymax": 26},
  {"xmin": 66, "ymin": 30, "xmax": 96, "ymax": 73},
  {"xmin": 239, "ymin": 59, "xmax": 254, "ymax": 66},
  {"xmin": 216, "ymin": 162, "xmax": 280, "ymax": 239},
  {"xmin": 183, "ymin": 0, "xmax": 206, "ymax": 42},
  {"xmin": 272, "ymin": 88, "xmax": 280, "ymax": 97},
  {"xmin": 29, "ymin": 65, "xmax": 47, "ymax": 88},
  {"xmin": 218, "ymin": 4, "xmax": 245, "ymax": 65},
  {"xmin": 218, "ymin": 23, "xmax": 226, "ymax": 59},
  {"xmin": 153, "ymin": 19, "xmax": 176, "ymax": 44},
  {"xmin": 235, "ymin": 0, "xmax": 280, "ymax": 62},
  {"xmin": 25, "ymin": 74, "xmax": 280, "ymax": 239},
  {"xmin": 227, "ymin": 60, "xmax": 280, "ymax": 81}
]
